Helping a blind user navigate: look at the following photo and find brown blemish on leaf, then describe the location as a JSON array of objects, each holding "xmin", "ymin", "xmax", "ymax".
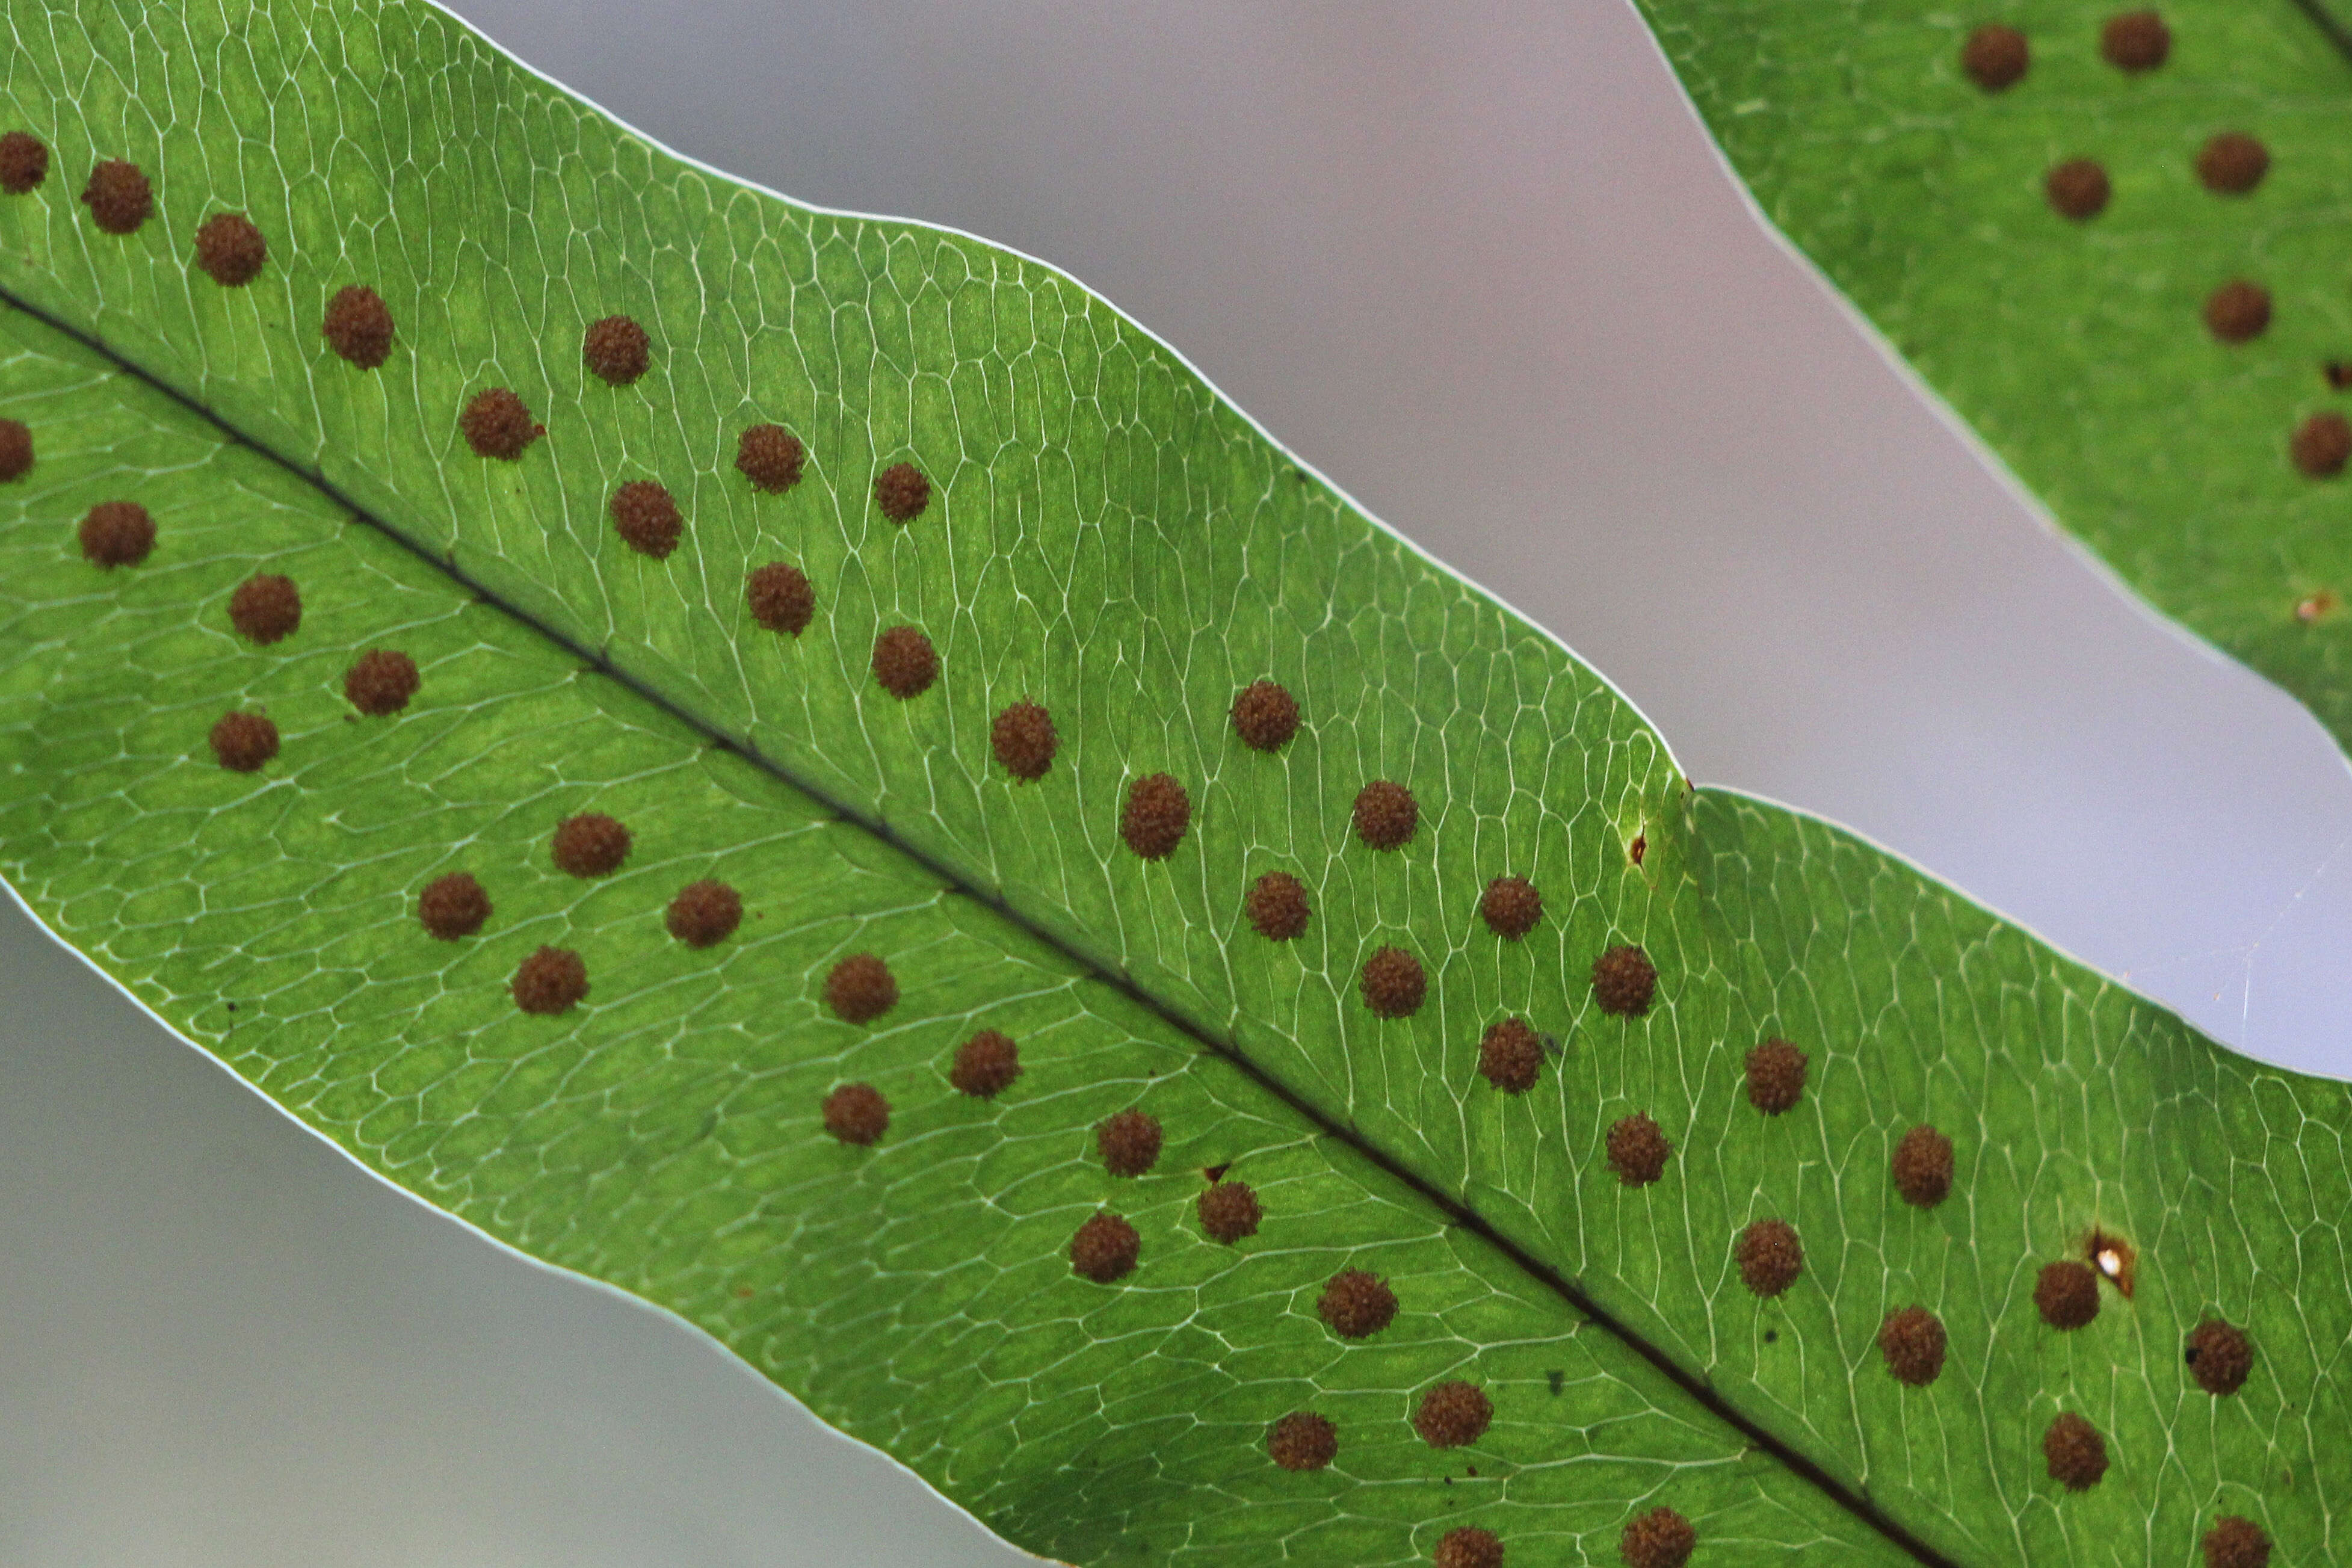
[
  {"xmin": 1265, "ymin": 1411, "xmax": 1336, "ymax": 1471},
  {"xmin": 511, "ymin": 946, "xmax": 588, "ymax": 1015},
  {"xmin": 1591, "ymin": 944, "xmax": 1657, "ymax": 1016},
  {"xmin": 194, "ymin": 212, "xmax": 267, "ymax": 286},
  {"xmin": 1962, "ymin": 23, "xmax": 2029, "ymax": 91},
  {"xmin": 1606, "ymin": 1113, "xmax": 1671, "ymax": 1187},
  {"xmin": 610, "ymin": 480, "xmax": 684, "ymax": 558},
  {"xmin": 1197, "ymin": 1178, "xmax": 1261, "ymax": 1243},
  {"xmin": 2187, "ymin": 1318, "xmax": 2253, "ymax": 1396},
  {"xmin": 583, "ymin": 315, "xmax": 650, "ymax": 385},
  {"xmin": 1736, "ymin": 1218, "xmax": 1803, "ymax": 1297},
  {"xmin": 1434, "ymin": 1527, "xmax": 1502, "ymax": 1568},
  {"xmin": 2292, "ymin": 412, "xmax": 2352, "ymax": 478},
  {"xmin": 991, "ymin": 700, "xmax": 1057, "ymax": 780},
  {"xmin": 746, "ymin": 563, "xmax": 815, "ymax": 635},
  {"xmin": 1070, "ymin": 1211, "xmax": 1140, "ymax": 1283},
  {"xmin": 460, "ymin": 388, "xmax": 544, "ymax": 458},
  {"xmin": 2197, "ymin": 132, "xmax": 2269, "ymax": 195},
  {"xmin": 1620, "ymin": 1507, "xmax": 1697, "ymax": 1568},
  {"xmin": 0, "ymin": 131, "xmax": 48, "ymax": 194},
  {"xmin": 2100, "ymin": 9, "xmax": 2170, "ymax": 72},
  {"xmin": 2200, "ymin": 1516, "xmax": 2270, "ymax": 1568},
  {"xmin": 665, "ymin": 880, "xmax": 742, "ymax": 948},
  {"xmin": 1745, "ymin": 1037, "xmax": 1809, "ymax": 1114},
  {"xmin": 1245, "ymin": 871, "xmax": 1310, "ymax": 939},
  {"xmin": 1878, "ymin": 1306, "xmax": 1947, "ymax": 1386},
  {"xmin": 822, "ymin": 1082, "xmax": 890, "ymax": 1146},
  {"xmin": 874, "ymin": 461, "xmax": 931, "ymax": 522},
  {"xmin": 0, "ymin": 419, "xmax": 29, "ymax": 483},
  {"xmin": 2044, "ymin": 1412, "xmax": 2110, "ymax": 1491},
  {"xmin": 949, "ymin": 1029, "xmax": 1021, "ymax": 1097},
  {"xmin": 1230, "ymin": 679, "xmax": 1300, "ymax": 752},
  {"xmin": 824, "ymin": 953, "xmax": 898, "ymax": 1024},
  {"xmin": 1097, "ymin": 1109, "xmax": 1162, "ymax": 1177},
  {"xmin": 1892, "ymin": 1123, "xmax": 1954, "ymax": 1206},
  {"xmin": 1479, "ymin": 1018, "xmax": 1543, "ymax": 1094},
  {"xmin": 228, "ymin": 574, "xmax": 301, "ymax": 644},
  {"xmin": 323, "ymin": 285, "xmax": 395, "ymax": 368},
  {"xmin": 1317, "ymin": 1268, "xmax": 1398, "ymax": 1339},
  {"xmin": 1480, "ymin": 875, "xmax": 1542, "ymax": 939},
  {"xmin": 1413, "ymin": 1381, "xmax": 1492, "ymax": 1448},
  {"xmin": 551, "ymin": 812, "xmax": 631, "ymax": 877},
  {"xmin": 2046, "ymin": 159, "xmax": 2111, "ymax": 221},
  {"xmin": 79, "ymin": 158, "xmax": 150, "ymax": 233},
  {"xmin": 344, "ymin": 649, "xmax": 419, "ymax": 715},
  {"xmin": 417, "ymin": 872, "xmax": 492, "ymax": 940},
  {"xmin": 736, "ymin": 424, "xmax": 806, "ymax": 493},
  {"xmin": 1120, "ymin": 773, "xmax": 1190, "ymax": 859},
  {"xmin": 1359, "ymin": 945, "xmax": 1426, "ymax": 1018},
  {"xmin": 78, "ymin": 500, "xmax": 152, "ymax": 567},
  {"xmin": 208, "ymin": 710, "xmax": 278, "ymax": 773},
  {"xmin": 2084, "ymin": 1227, "xmax": 2136, "ymax": 1296},
  {"xmin": 2035, "ymin": 1260, "xmax": 2100, "ymax": 1330},
  {"xmin": 872, "ymin": 625, "xmax": 939, "ymax": 699},
  {"xmin": 1352, "ymin": 779, "xmax": 1418, "ymax": 850}
]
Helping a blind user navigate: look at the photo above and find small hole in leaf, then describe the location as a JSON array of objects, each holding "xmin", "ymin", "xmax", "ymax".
[
  {"xmin": 78, "ymin": 500, "xmax": 152, "ymax": 567},
  {"xmin": 949, "ymin": 1029, "xmax": 1021, "ymax": 1097},
  {"xmin": 417, "ymin": 872, "xmax": 491, "ymax": 939},
  {"xmin": 1120, "ymin": 773, "xmax": 1190, "ymax": 859},
  {"xmin": 1318, "ymin": 1268, "xmax": 1398, "ymax": 1339},
  {"xmin": 1433, "ymin": 1526, "xmax": 1502, "ymax": 1568},
  {"xmin": 2186, "ymin": 1318, "xmax": 2253, "ymax": 1395},
  {"xmin": 194, "ymin": 212, "xmax": 267, "ymax": 286},
  {"xmin": 1265, "ymin": 1411, "xmax": 1335, "ymax": 1472},
  {"xmin": 1620, "ymin": 1507, "xmax": 1697, "ymax": 1568},
  {"xmin": 1478, "ymin": 1018, "xmax": 1543, "ymax": 1094},
  {"xmin": 665, "ymin": 880, "xmax": 742, "ymax": 948},
  {"xmin": 345, "ymin": 650, "xmax": 419, "ymax": 715},
  {"xmin": 1352, "ymin": 779, "xmax": 1418, "ymax": 850},
  {"xmin": 583, "ymin": 315, "xmax": 650, "ymax": 386},
  {"xmin": 1413, "ymin": 1381, "xmax": 1492, "ymax": 1449},
  {"xmin": 871, "ymin": 626, "xmax": 938, "ymax": 699},
  {"xmin": 1591, "ymin": 944, "xmax": 1657, "ymax": 1016},
  {"xmin": 610, "ymin": 480, "xmax": 683, "ymax": 558},
  {"xmin": 511, "ymin": 946, "xmax": 588, "ymax": 1015},
  {"xmin": 2298, "ymin": 590, "xmax": 2337, "ymax": 623},
  {"xmin": 1480, "ymin": 875, "xmax": 1542, "ymax": 939},
  {"xmin": 874, "ymin": 461, "xmax": 931, "ymax": 523},
  {"xmin": 1961, "ymin": 23, "xmax": 2029, "ymax": 91},
  {"xmin": 736, "ymin": 424, "xmax": 806, "ymax": 493},
  {"xmin": 1360, "ymin": 945, "xmax": 1426, "ymax": 1018},
  {"xmin": 1197, "ymin": 1179, "xmax": 1261, "ymax": 1243},
  {"xmin": 323, "ymin": 286, "xmax": 395, "ymax": 368},
  {"xmin": 1606, "ymin": 1114, "xmax": 1671, "ymax": 1187},
  {"xmin": 746, "ymin": 563, "xmax": 815, "ymax": 636},
  {"xmin": 824, "ymin": 954, "xmax": 898, "ymax": 1024},
  {"xmin": 990, "ymin": 700, "xmax": 1057, "ymax": 780},
  {"xmin": 822, "ymin": 1082, "xmax": 889, "ymax": 1146},
  {"xmin": 552, "ymin": 813, "xmax": 631, "ymax": 877},
  {"xmin": 460, "ymin": 388, "xmax": 544, "ymax": 459},
  {"xmin": 1877, "ymin": 1306, "xmax": 1946, "ymax": 1386},
  {"xmin": 1230, "ymin": 679, "xmax": 1300, "ymax": 752},
  {"xmin": 229, "ymin": 574, "xmax": 301, "ymax": 644},
  {"xmin": 2084, "ymin": 1227, "xmax": 2136, "ymax": 1296},
  {"xmin": 79, "ymin": 158, "xmax": 150, "ymax": 233},
  {"xmin": 1245, "ymin": 871, "xmax": 1310, "ymax": 939},
  {"xmin": 1097, "ymin": 1109, "xmax": 1162, "ymax": 1176},
  {"xmin": 2197, "ymin": 132, "xmax": 2269, "ymax": 195},
  {"xmin": 2044, "ymin": 1413, "xmax": 2110, "ymax": 1491},
  {"xmin": 2045, "ymin": 159, "xmax": 2111, "ymax": 221},
  {"xmin": 2100, "ymin": 9, "xmax": 2170, "ymax": 72},
  {"xmin": 2034, "ymin": 1260, "xmax": 2100, "ymax": 1330},
  {"xmin": 1736, "ymin": 1218, "xmax": 1803, "ymax": 1297},
  {"xmin": 0, "ymin": 131, "xmax": 48, "ymax": 194},
  {"xmin": 1070, "ymin": 1211, "xmax": 1139, "ymax": 1283},
  {"xmin": 208, "ymin": 711, "xmax": 278, "ymax": 773}
]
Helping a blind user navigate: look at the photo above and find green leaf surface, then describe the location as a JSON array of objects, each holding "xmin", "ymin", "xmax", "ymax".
[
  {"xmin": 1631, "ymin": 0, "xmax": 2352, "ymax": 762},
  {"xmin": 0, "ymin": 2, "xmax": 2345, "ymax": 1564}
]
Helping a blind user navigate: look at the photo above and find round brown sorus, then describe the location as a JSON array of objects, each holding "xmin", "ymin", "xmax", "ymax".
[
  {"xmin": 1197, "ymin": 1178, "xmax": 1261, "ymax": 1244},
  {"xmin": 208, "ymin": 710, "xmax": 279, "ymax": 773},
  {"xmin": 1097, "ymin": 1108, "xmax": 1163, "ymax": 1177},
  {"xmin": 735, "ymin": 423, "xmax": 806, "ymax": 493},
  {"xmin": 2204, "ymin": 280, "xmax": 2271, "ymax": 345},
  {"xmin": 79, "ymin": 158, "xmax": 150, "ymax": 233},
  {"xmin": 1360, "ymin": 945, "xmax": 1426, "ymax": 1019},
  {"xmin": 1480, "ymin": 875, "xmax": 1542, "ymax": 939},
  {"xmin": 78, "ymin": 500, "xmax": 153, "ymax": 567},
  {"xmin": 459, "ymin": 387, "xmax": 543, "ymax": 459},
  {"xmin": 610, "ymin": 480, "xmax": 683, "ymax": 558},
  {"xmin": 1591, "ymin": 943, "xmax": 1657, "ymax": 1016},
  {"xmin": 511, "ymin": 946, "xmax": 588, "ymax": 1015},
  {"xmin": 323, "ymin": 285, "xmax": 395, "ymax": 368},
  {"xmin": 2035, "ymin": 1260, "xmax": 2100, "ymax": 1329},
  {"xmin": 822, "ymin": 1082, "xmax": 890, "ymax": 1146},
  {"xmin": 1892, "ymin": 1123, "xmax": 1954, "ymax": 1207},
  {"xmin": 949, "ymin": 1029, "xmax": 1021, "ymax": 1097},
  {"xmin": 1434, "ymin": 1527, "xmax": 1503, "ymax": 1568},
  {"xmin": 1878, "ymin": 1306, "xmax": 1947, "ymax": 1386},
  {"xmin": 0, "ymin": 131, "xmax": 48, "ymax": 194},
  {"xmin": 1606, "ymin": 1113, "xmax": 1671, "ymax": 1187},
  {"xmin": 869, "ymin": 625, "xmax": 938, "ymax": 700},
  {"xmin": 665, "ymin": 879, "xmax": 742, "ymax": 948},
  {"xmin": 344, "ymin": 649, "xmax": 420, "ymax": 715},
  {"xmin": 1619, "ymin": 1506, "xmax": 1697, "ymax": 1568},
  {"xmin": 1413, "ymin": 1380, "xmax": 1492, "ymax": 1449},
  {"xmin": 744, "ymin": 563, "xmax": 815, "ymax": 637},
  {"xmin": 1736, "ymin": 1218, "xmax": 1803, "ymax": 1298},
  {"xmin": 1265, "ymin": 1410, "xmax": 1336, "ymax": 1472},
  {"xmin": 1121, "ymin": 772, "xmax": 1190, "ymax": 859},
  {"xmin": 2330, "ymin": 361, "xmax": 2352, "ymax": 391},
  {"xmin": 227, "ymin": 573, "xmax": 302, "ymax": 645},
  {"xmin": 1230, "ymin": 679, "xmax": 1300, "ymax": 752},
  {"xmin": 874, "ymin": 461, "xmax": 931, "ymax": 523},
  {"xmin": 1479, "ymin": 1018, "xmax": 1544, "ymax": 1094},
  {"xmin": 416, "ymin": 871, "xmax": 492, "ymax": 939},
  {"xmin": 2046, "ymin": 159, "xmax": 2111, "ymax": 221},
  {"xmin": 824, "ymin": 952, "xmax": 898, "ymax": 1024},
  {"xmin": 1245, "ymin": 871, "xmax": 1310, "ymax": 940},
  {"xmin": 2043, "ymin": 1412, "xmax": 2109, "ymax": 1491},
  {"xmin": 0, "ymin": 420, "xmax": 28, "ymax": 484},
  {"xmin": 1318, "ymin": 1267, "xmax": 1398, "ymax": 1339},
  {"xmin": 552, "ymin": 812, "xmax": 631, "ymax": 878},
  {"xmin": 990, "ymin": 700, "xmax": 1057, "ymax": 780},
  {"xmin": 1745, "ymin": 1037, "xmax": 1809, "ymax": 1114},
  {"xmin": 2197, "ymin": 132, "xmax": 2270, "ymax": 195},
  {"xmin": 1070, "ymin": 1211, "xmax": 1140, "ymax": 1283},
  {"xmin": 2186, "ymin": 1318, "xmax": 2253, "ymax": 1395},
  {"xmin": 1352, "ymin": 779, "xmax": 1418, "ymax": 850},
  {"xmin": 193, "ymin": 212, "xmax": 267, "ymax": 286},
  {"xmin": 2101, "ymin": 8, "xmax": 2170, "ymax": 71},
  {"xmin": 1961, "ymin": 23, "xmax": 2029, "ymax": 91},
  {"xmin": 2292, "ymin": 412, "xmax": 2352, "ymax": 478},
  {"xmin": 582, "ymin": 314, "xmax": 650, "ymax": 385},
  {"xmin": 2202, "ymin": 1516, "xmax": 2271, "ymax": 1568}
]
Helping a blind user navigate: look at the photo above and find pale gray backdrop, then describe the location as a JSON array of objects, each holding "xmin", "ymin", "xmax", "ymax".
[{"xmin": 7, "ymin": 2, "xmax": 2349, "ymax": 1562}]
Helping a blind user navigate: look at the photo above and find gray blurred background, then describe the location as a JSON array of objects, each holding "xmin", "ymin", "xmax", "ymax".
[{"xmin": 8, "ymin": 1, "xmax": 2351, "ymax": 1561}]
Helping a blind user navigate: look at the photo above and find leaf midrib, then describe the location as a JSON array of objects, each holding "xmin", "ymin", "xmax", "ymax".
[{"xmin": 0, "ymin": 280, "xmax": 1968, "ymax": 1568}]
